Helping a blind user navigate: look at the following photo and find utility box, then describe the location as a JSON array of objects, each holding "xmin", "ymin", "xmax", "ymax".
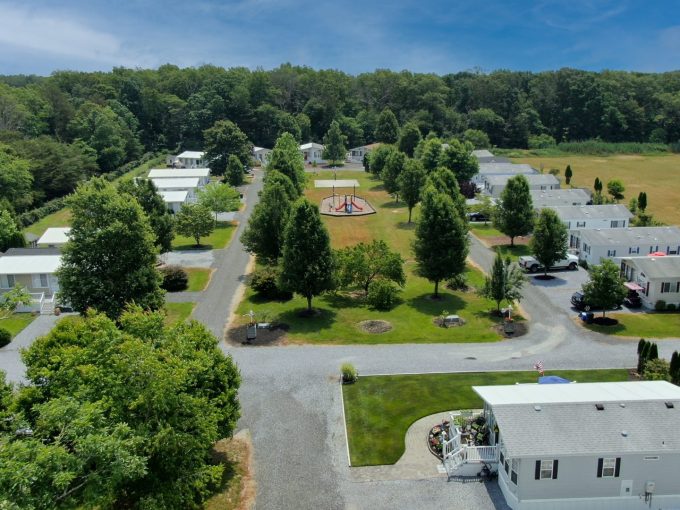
[
  {"xmin": 246, "ymin": 324, "xmax": 257, "ymax": 341},
  {"xmin": 443, "ymin": 315, "xmax": 463, "ymax": 327},
  {"xmin": 646, "ymin": 481, "xmax": 656, "ymax": 494}
]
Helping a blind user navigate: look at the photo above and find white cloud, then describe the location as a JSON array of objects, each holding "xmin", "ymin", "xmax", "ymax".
[{"xmin": 0, "ymin": 3, "xmax": 148, "ymax": 66}]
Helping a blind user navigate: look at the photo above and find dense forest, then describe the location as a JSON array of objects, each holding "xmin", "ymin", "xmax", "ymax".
[{"xmin": 2, "ymin": 64, "xmax": 680, "ymax": 215}]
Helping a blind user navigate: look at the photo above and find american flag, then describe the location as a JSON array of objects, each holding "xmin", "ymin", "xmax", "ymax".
[{"xmin": 533, "ymin": 361, "xmax": 545, "ymax": 375}]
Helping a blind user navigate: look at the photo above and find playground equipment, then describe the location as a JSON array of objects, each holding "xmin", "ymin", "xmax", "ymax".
[{"xmin": 315, "ymin": 178, "xmax": 376, "ymax": 217}]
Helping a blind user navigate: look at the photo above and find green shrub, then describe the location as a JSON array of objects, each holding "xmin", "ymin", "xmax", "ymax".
[
  {"xmin": 528, "ymin": 134, "xmax": 556, "ymax": 149},
  {"xmin": 642, "ymin": 358, "xmax": 671, "ymax": 381},
  {"xmin": 446, "ymin": 273, "xmax": 469, "ymax": 292},
  {"xmin": 159, "ymin": 265, "xmax": 188, "ymax": 292},
  {"xmin": 367, "ymin": 279, "xmax": 399, "ymax": 310},
  {"xmin": 0, "ymin": 328, "xmax": 11, "ymax": 348},
  {"xmin": 666, "ymin": 303, "xmax": 677, "ymax": 312},
  {"xmin": 341, "ymin": 363, "xmax": 358, "ymax": 384},
  {"xmin": 655, "ymin": 300, "xmax": 667, "ymax": 311},
  {"xmin": 250, "ymin": 265, "xmax": 292, "ymax": 300}
]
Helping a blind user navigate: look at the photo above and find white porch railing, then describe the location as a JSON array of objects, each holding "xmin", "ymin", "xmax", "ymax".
[{"xmin": 442, "ymin": 415, "xmax": 499, "ymax": 478}]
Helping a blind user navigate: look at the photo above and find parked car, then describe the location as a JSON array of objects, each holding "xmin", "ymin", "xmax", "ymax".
[
  {"xmin": 518, "ymin": 254, "xmax": 579, "ymax": 273},
  {"xmin": 624, "ymin": 290, "xmax": 642, "ymax": 308},
  {"xmin": 571, "ymin": 291, "xmax": 623, "ymax": 312},
  {"xmin": 467, "ymin": 212, "xmax": 489, "ymax": 222}
]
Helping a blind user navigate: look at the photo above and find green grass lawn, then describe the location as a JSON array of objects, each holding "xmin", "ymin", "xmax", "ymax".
[
  {"xmin": 493, "ymin": 244, "xmax": 532, "ymax": 261},
  {"xmin": 236, "ymin": 265, "xmax": 506, "ymax": 344},
  {"xmin": 183, "ymin": 268, "xmax": 213, "ymax": 292},
  {"xmin": 343, "ymin": 369, "xmax": 630, "ymax": 466},
  {"xmin": 172, "ymin": 221, "xmax": 236, "ymax": 251},
  {"xmin": 2, "ymin": 313, "xmax": 38, "ymax": 338},
  {"xmin": 469, "ymin": 224, "xmax": 503, "ymax": 238},
  {"xmin": 584, "ymin": 312, "xmax": 680, "ymax": 339},
  {"xmin": 234, "ymin": 171, "xmax": 509, "ymax": 344},
  {"xmin": 164, "ymin": 302, "xmax": 195, "ymax": 326}
]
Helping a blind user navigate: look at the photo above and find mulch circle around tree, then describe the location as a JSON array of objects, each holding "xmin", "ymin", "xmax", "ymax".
[
  {"xmin": 225, "ymin": 323, "xmax": 290, "ymax": 346},
  {"xmin": 591, "ymin": 317, "xmax": 619, "ymax": 326},
  {"xmin": 494, "ymin": 321, "xmax": 528, "ymax": 338},
  {"xmin": 534, "ymin": 275, "xmax": 556, "ymax": 280},
  {"xmin": 358, "ymin": 320, "xmax": 393, "ymax": 334}
]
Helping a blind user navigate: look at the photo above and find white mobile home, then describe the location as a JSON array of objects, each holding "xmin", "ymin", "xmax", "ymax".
[
  {"xmin": 620, "ymin": 256, "xmax": 680, "ymax": 309},
  {"xmin": 442, "ymin": 381, "xmax": 680, "ymax": 510},
  {"xmin": 147, "ymin": 168, "xmax": 210, "ymax": 187},
  {"xmin": 36, "ymin": 228, "xmax": 71, "ymax": 248},
  {"xmin": 151, "ymin": 178, "xmax": 200, "ymax": 202},
  {"xmin": 530, "ymin": 189, "xmax": 592, "ymax": 208},
  {"xmin": 484, "ymin": 174, "xmax": 560, "ymax": 198},
  {"xmin": 346, "ymin": 143, "xmax": 381, "ymax": 163},
  {"xmin": 299, "ymin": 142, "xmax": 324, "ymax": 164},
  {"xmin": 474, "ymin": 163, "xmax": 537, "ymax": 186},
  {"xmin": 159, "ymin": 190, "xmax": 189, "ymax": 213},
  {"xmin": 167, "ymin": 151, "xmax": 207, "ymax": 168},
  {"xmin": 0, "ymin": 248, "xmax": 62, "ymax": 314},
  {"xmin": 253, "ymin": 147, "xmax": 272, "ymax": 166},
  {"xmin": 573, "ymin": 226, "xmax": 680, "ymax": 264},
  {"xmin": 551, "ymin": 205, "xmax": 633, "ymax": 234}
]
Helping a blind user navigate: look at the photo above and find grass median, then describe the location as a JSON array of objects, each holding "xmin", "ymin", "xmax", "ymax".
[
  {"xmin": 342, "ymin": 369, "xmax": 630, "ymax": 466},
  {"xmin": 583, "ymin": 312, "xmax": 680, "ymax": 339}
]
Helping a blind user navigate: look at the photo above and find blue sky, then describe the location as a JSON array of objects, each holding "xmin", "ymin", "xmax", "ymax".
[{"xmin": 1, "ymin": 0, "xmax": 679, "ymax": 75}]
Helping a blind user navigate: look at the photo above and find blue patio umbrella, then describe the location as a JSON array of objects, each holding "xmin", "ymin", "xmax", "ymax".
[{"xmin": 538, "ymin": 375, "xmax": 571, "ymax": 384}]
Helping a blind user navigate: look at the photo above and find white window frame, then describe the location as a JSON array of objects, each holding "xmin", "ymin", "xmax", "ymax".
[
  {"xmin": 661, "ymin": 282, "xmax": 671, "ymax": 293},
  {"xmin": 511, "ymin": 459, "xmax": 519, "ymax": 485},
  {"xmin": 540, "ymin": 459, "xmax": 554, "ymax": 480},
  {"xmin": 602, "ymin": 457, "xmax": 616, "ymax": 477},
  {"xmin": 1, "ymin": 274, "xmax": 15, "ymax": 289}
]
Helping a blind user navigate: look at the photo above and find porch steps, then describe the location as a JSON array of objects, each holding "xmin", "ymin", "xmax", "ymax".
[{"xmin": 40, "ymin": 299, "xmax": 55, "ymax": 315}]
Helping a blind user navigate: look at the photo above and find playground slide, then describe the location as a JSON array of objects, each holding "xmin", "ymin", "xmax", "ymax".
[
  {"xmin": 350, "ymin": 200, "xmax": 363, "ymax": 211},
  {"xmin": 335, "ymin": 201, "xmax": 346, "ymax": 212}
]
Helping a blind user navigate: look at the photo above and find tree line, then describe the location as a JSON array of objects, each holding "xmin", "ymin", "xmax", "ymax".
[{"xmin": 3, "ymin": 64, "xmax": 680, "ymax": 215}]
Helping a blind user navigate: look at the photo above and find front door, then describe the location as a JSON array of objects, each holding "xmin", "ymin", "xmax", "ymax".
[{"xmin": 620, "ymin": 479, "xmax": 633, "ymax": 497}]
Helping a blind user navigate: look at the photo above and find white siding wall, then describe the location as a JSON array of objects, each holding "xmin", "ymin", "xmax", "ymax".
[
  {"xmin": 578, "ymin": 241, "xmax": 680, "ymax": 265},
  {"xmin": 562, "ymin": 217, "xmax": 629, "ymax": 231}
]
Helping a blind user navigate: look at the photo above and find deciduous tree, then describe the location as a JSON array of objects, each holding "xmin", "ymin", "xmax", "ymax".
[
  {"xmin": 495, "ymin": 174, "xmax": 534, "ymax": 246},
  {"xmin": 335, "ymin": 240, "xmax": 405, "ymax": 295},
  {"xmin": 374, "ymin": 107, "xmax": 400, "ymax": 144},
  {"xmin": 439, "ymin": 139, "xmax": 479, "ymax": 182},
  {"xmin": 322, "ymin": 120, "xmax": 347, "ymax": 165},
  {"xmin": 381, "ymin": 150, "xmax": 406, "ymax": 201},
  {"xmin": 268, "ymin": 132, "xmax": 306, "ymax": 195},
  {"xmin": 0, "ymin": 209, "xmax": 25, "ymax": 252},
  {"xmin": 279, "ymin": 199, "xmax": 335, "ymax": 312},
  {"xmin": 607, "ymin": 179, "xmax": 625, "ymax": 202},
  {"xmin": 0, "ymin": 285, "xmax": 32, "ymax": 320},
  {"xmin": 530, "ymin": 208, "xmax": 569, "ymax": 277},
  {"xmin": 398, "ymin": 122, "xmax": 422, "ymax": 157},
  {"xmin": 56, "ymin": 179, "xmax": 164, "ymax": 319},
  {"xmin": 203, "ymin": 119, "xmax": 252, "ymax": 175},
  {"xmin": 398, "ymin": 158, "xmax": 426, "ymax": 223},
  {"xmin": 198, "ymin": 182, "xmax": 240, "ymax": 221},
  {"xmin": 413, "ymin": 186, "xmax": 469, "ymax": 297},
  {"xmin": 175, "ymin": 203, "xmax": 215, "ymax": 247},
  {"xmin": 582, "ymin": 259, "xmax": 627, "ymax": 317},
  {"xmin": 118, "ymin": 178, "xmax": 174, "ymax": 253},
  {"xmin": 225, "ymin": 154, "xmax": 244, "ymax": 186}
]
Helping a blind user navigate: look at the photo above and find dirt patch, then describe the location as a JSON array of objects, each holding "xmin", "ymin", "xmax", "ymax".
[
  {"xmin": 225, "ymin": 323, "xmax": 290, "ymax": 346},
  {"xmin": 484, "ymin": 236, "xmax": 530, "ymax": 247},
  {"xmin": 358, "ymin": 320, "xmax": 393, "ymax": 333},
  {"xmin": 205, "ymin": 430, "xmax": 256, "ymax": 510}
]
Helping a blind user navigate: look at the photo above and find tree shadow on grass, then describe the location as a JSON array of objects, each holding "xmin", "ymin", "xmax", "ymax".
[
  {"xmin": 172, "ymin": 243, "xmax": 214, "ymax": 251},
  {"xmin": 369, "ymin": 183, "xmax": 386, "ymax": 192},
  {"xmin": 396, "ymin": 221, "xmax": 416, "ymax": 230},
  {"xmin": 246, "ymin": 292, "xmax": 294, "ymax": 305},
  {"xmin": 379, "ymin": 201, "xmax": 404, "ymax": 209},
  {"xmin": 321, "ymin": 292, "xmax": 366, "ymax": 310},
  {"xmin": 277, "ymin": 307, "xmax": 338, "ymax": 334},
  {"xmin": 406, "ymin": 292, "xmax": 468, "ymax": 315}
]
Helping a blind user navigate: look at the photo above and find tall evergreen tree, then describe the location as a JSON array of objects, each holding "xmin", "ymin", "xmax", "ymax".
[
  {"xmin": 564, "ymin": 164, "xmax": 573, "ymax": 185},
  {"xmin": 374, "ymin": 108, "xmax": 400, "ymax": 144},
  {"xmin": 481, "ymin": 252, "xmax": 526, "ymax": 312},
  {"xmin": 530, "ymin": 208, "xmax": 569, "ymax": 277},
  {"xmin": 398, "ymin": 122, "xmax": 422, "ymax": 157},
  {"xmin": 225, "ymin": 154, "xmax": 244, "ymax": 186},
  {"xmin": 57, "ymin": 178, "xmax": 164, "ymax": 319},
  {"xmin": 264, "ymin": 169, "xmax": 299, "ymax": 200},
  {"xmin": 413, "ymin": 186, "xmax": 469, "ymax": 297},
  {"xmin": 268, "ymin": 132, "xmax": 306, "ymax": 195},
  {"xmin": 638, "ymin": 191, "xmax": 647, "ymax": 212},
  {"xmin": 398, "ymin": 159, "xmax": 426, "ymax": 223},
  {"xmin": 279, "ymin": 199, "xmax": 335, "ymax": 312},
  {"xmin": 322, "ymin": 120, "xmax": 347, "ymax": 165},
  {"xmin": 495, "ymin": 174, "xmax": 534, "ymax": 246}
]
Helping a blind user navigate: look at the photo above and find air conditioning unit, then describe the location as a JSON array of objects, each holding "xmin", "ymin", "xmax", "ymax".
[{"xmin": 645, "ymin": 481, "xmax": 656, "ymax": 494}]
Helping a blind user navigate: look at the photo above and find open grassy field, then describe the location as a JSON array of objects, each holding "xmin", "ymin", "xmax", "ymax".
[
  {"xmin": 184, "ymin": 268, "xmax": 213, "ymax": 292},
  {"xmin": 172, "ymin": 221, "xmax": 236, "ymax": 250},
  {"xmin": 2, "ymin": 313, "xmax": 37, "ymax": 338},
  {"xmin": 511, "ymin": 154, "xmax": 680, "ymax": 226},
  {"xmin": 23, "ymin": 156, "xmax": 166, "ymax": 237},
  {"xmin": 234, "ymin": 171, "xmax": 509, "ymax": 345},
  {"xmin": 583, "ymin": 312, "xmax": 680, "ymax": 339},
  {"xmin": 164, "ymin": 302, "xmax": 195, "ymax": 326},
  {"xmin": 469, "ymin": 224, "xmax": 503, "ymax": 238},
  {"xmin": 343, "ymin": 369, "xmax": 630, "ymax": 466}
]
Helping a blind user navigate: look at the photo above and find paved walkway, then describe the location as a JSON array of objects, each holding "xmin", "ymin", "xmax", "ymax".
[{"xmin": 0, "ymin": 314, "xmax": 72, "ymax": 383}]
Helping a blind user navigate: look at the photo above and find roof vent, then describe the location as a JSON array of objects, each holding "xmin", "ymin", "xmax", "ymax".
[
  {"xmin": 595, "ymin": 403, "xmax": 605, "ymax": 411},
  {"xmin": 619, "ymin": 403, "xmax": 626, "ymax": 408},
  {"xmin": 621, "ymin": 430, "xmax": 628, "ymax": 437},
  {"xmin": 665, "ymin": 402, "xmax": 675, "ymax": 409},
  {"xmin": 534, "ymin": 405, "xmax": 541, "ymax": 412}
]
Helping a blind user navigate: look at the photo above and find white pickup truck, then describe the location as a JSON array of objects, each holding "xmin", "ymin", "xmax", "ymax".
[{"xmin": 518, "ymin": 253, "xmax": 579, "ymax": 273}]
